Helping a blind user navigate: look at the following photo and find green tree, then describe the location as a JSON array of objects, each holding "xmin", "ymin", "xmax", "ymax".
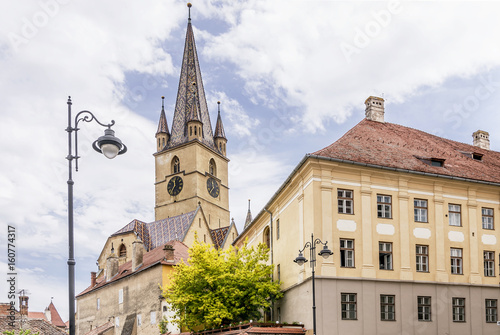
[
  {"xmin": 163, "ymin": 240, "xmax": 282, "ymax": 330},
  {"xmin": 3, "ymin": 330, "xmax": 39, "ymax": 335}
]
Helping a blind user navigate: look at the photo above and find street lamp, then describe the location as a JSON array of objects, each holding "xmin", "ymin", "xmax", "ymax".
[
  {"xmin": 66, "ymin": 96, "xmax": 126, "ymax": 335},
  {"xmin": 293, "ymin": 233, "xmax": 333, "ymax": 335}
]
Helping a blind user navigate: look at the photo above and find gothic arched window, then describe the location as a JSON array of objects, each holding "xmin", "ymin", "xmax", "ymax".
[
  {"xmin": 172, "ymin": 157, "xmax": 180, "ymax": 174},
  {"xmin": 209, "ymin": 159, "xmax": 216, "ymax": 176},
  {"xmin": 263, "ymin": 226, "xmax": 270, "ymax": 249},
  {"xmin": 119, "ymin": 244, "xmax": 126, "ymax": 257}
]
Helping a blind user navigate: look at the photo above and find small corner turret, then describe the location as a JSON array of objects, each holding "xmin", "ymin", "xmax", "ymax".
[
  {"xmin": 156, "ymin": 96, "xmax": 170, "ymax": 152},
  {"xmin": 214, "ymin": 101, "xmax": 227, "ymax": 156}
]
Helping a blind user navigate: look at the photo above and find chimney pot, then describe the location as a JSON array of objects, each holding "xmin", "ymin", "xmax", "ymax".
[
  {"xmin": 90, "ymin": 272, "xmax": 96, "ymax": 287},
  {"xmin": 105, "ymin": 253, "xmax": 119, "ymax": 281},
  {"xmin": 365, "ymin": 96, "xmax": 385, "ymax": 123},
  {"xmin": 132, "ymin": 240, "xmax": 144, "ymax": 271},
  {"xmin": 164, "ymin": 244, "xmax": 175, "ymax": 262},
  {"xmin": 473, "ymin": 130, "xmax": 490, "ymax": 150}
]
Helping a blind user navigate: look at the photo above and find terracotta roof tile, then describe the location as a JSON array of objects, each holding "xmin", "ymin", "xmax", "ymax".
[
  {"xmin": 0, "ymin": 316, "xmax": 67, "ymax": 335},
  {"xmin": 312, "ymin": 119, "xmax": 500, "ymax": 184},
  {"xmin": 84, "ymin": 321, "xmax": 113, "ymax": 335},
  {"xmin": 46, "ymin": 302, "xmax": 66, "ymax": 327},
  {"xmin": 0, "ymin": 304, "xmax": 15, "ymax": 316},
  {"xmin": 78, "ymin": 240, "xmax": 189, "ymax": 297},
  {"xmin": 27, "ymin": 311, "xmax": 45, "ymax": 319}
]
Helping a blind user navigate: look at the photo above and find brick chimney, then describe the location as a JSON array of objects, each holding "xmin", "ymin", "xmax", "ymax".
[
  {"xmin": 90, "ymin": 272, "xmax": 96, "ymax": 287},
  {"xmin": 473, "ymin": 130, "xmax": 490, "ymax": 150},
  {"xmin": 164, "ymin": 244, "xmax": 175, "ymax": 263},
  {"xmin": 19, "ymin": 296, "xmax": 29, "ymax": 316},
  {"xmin": 132, "ymin": 240, "xmax": 144, "ymax": 271},
  {"xmin": 106, "ymin": 252, "xmax": 119, "ymax": 281},
  {"xmin": 365, "ymin": 96, "xmax": 385, "ymax": 123}
]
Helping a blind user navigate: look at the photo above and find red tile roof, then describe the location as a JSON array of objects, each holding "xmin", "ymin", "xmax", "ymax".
[
  {"xmin": 84, "ymin": 321, "xmax": 113, "ymax": 335},
  {"xmin": 77, "ymin": 240, "xmax": 189, "ymax": 297},
  {"xmin": 0, "ymin": 316, "xmax": 67, "ymax": 335},
  {"xmin": 27, "ymin": 311, "xmax": 45, "ymax": 319},
  {"xmin": 0, "ymin": 304, "xmax": 15, "ymax": 316},
  {"xmin": 46, "ymin": 302, "xmax": 66, "ymax": 328},
  {"xmin": 312, "ymin": 119, "xmax": 500, "ymax": 184},
  {"xmin": 178, "ymin": 323, "xmax": 305, "ymax": 335}
]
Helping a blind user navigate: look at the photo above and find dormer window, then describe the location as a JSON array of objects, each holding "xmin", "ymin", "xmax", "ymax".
[
  {"xmin": 416, "ymin": 156, "xmax": 445, "ymax": 167},
  {"xmin": 472, "ymin": 153, "xmax": 483, "ymax": 161}
]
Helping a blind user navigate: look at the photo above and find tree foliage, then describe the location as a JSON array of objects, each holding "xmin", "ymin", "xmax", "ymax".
[
  {"xmin": 163, "ymin": 240, "xmax": 282, "ymax": 330},
  {"xmin": 3, "ymin": 330, "xmax": 39, "ymax": 335}
]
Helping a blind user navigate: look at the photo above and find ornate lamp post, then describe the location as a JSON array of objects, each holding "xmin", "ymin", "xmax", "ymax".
[
  {"xmin": 66, "ymin": 96, "xmax": 127, "ymax": 335},
  {"xmin": 294, "ymin": 233, "xmax": 333, "ymax": 335}
]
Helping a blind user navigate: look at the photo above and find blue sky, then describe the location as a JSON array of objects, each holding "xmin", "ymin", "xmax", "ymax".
[{"xmin": 1, "ymin": 0, "xmax": 500, "ymax": 322}]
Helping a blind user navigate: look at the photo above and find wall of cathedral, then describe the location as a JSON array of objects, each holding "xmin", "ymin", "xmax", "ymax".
[{"xmin": 76, "ymin": 265, "xmax": 176, "ymax": 335}]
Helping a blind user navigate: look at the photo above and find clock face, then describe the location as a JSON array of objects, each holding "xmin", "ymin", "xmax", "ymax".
[
  {"xmin": 167, "ymin": 176, "xmax": 183, "ymax": 196},
  {"xmin": 206, "ymin": 177, "xmax": 220, "ymax": 198}
]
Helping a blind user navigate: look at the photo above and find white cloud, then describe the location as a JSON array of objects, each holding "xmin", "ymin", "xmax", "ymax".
[{"xmin": 202, "ymin": 1, "xmax": 500, "ymax": 132}]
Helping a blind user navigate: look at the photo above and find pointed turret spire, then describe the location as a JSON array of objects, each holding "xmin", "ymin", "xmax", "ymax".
[
  {"xmin": 214, "ymin": 101, "xmax": 228, "ymax": 155},
  {"xmin": 156, "ymin": 96, "xmax": 170, "ymax": 152},
  {"xmin": 168, "ymin": 3, "xmax": 215, "ymax": 149},
  {"xmin": 244, "ymin": 199, "xmax": 253, "ymax": 229}
]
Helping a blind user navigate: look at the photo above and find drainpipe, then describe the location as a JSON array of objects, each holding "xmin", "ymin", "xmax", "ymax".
[{"xmin": 264, "ymin": 208, "xmax": 273, "ymax": 321}]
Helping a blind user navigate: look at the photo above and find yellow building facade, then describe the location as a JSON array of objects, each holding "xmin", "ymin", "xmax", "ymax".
[{"xmin": 236, "ymin": 97, "xmax": 500, "ymax": 335}]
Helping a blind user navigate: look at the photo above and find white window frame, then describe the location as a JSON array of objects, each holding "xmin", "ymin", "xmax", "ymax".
[
  {"xmin": 416, "ymin": 245, "xmax": 429, "ymax": 272},
  {"xmin": 340, "ymin": 239, "xmax": 355, "ymax": 268},
  {"xmin": 448, "ymin": 204, "xmax": 461, "ymax": 226},
  {"xmin": 414, "ymin": 199, "xmax": 428, "ymax": 222},
  {"xmin": 377, "ymin": 195, "xmax": 392, "ymax": 218},
  {"xmin": 452, "ymin": 297, "xmax": 465, "ymax": 322},
  {"xmin": 451, "ymin": 248, "xmax": 463, "ymax": 275},
  {"xmin": 417, "ymin": 296, "xmax": 431, "ymax": 321},
  {"xmin": 380, "ymin": 295, "xmax": 395, "ymax": 321},
  {"xmin": 484, "ymin": 251, "xmax": 495, "ymax": 277},
  {"xmin": 482, "ymin": 208, "xmax": 494, "ymax": 230},
  {"xmin": 338, "ymin": 189, "xmax": 354, "ymax": 214},
  {"xmin": 379, "ymin": 242, "xmax": 393, "ymax": 270},
  {"xmin": 118, "ymin": 288, "xmax": 123, "ymax": 304},
  {"xmin": 150, "ymin": 311, "xmax": 157, "ymax": 325},
  {"xmin": 341, "ymin": 293, "xmax": 357, "ymax": 320},
  {"xmin": 486, "ymin": 299, "xmax": 498, "ymax": 323}
]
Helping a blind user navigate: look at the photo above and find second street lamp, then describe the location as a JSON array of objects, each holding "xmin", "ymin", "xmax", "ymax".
[
  {"xmin": 66, "ymin": 96, "xmax": 127, "ymax": 335},
  {"xmin": 294, "ymin": 233, "xmax": 333, "ymax": 335}
]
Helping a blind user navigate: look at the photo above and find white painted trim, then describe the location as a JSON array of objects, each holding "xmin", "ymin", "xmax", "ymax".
[
  {"xmin": 477, "ymin": 199, "xmax": 500, "ymax": 205},
  {"xmin": 303, "ymin": 177, "xmax": 321, "ymax": 190},
  {"xmin": 371, "ymin": 185, "xmax": 399, "ymax": 192},
  {"xmin": 443, "ymin": 194, "xmax": 468, "ymax": 200},
  {"xmin": 331, "ymin": 180, "xmax": 361, "ymax": 187},
  {"xmin": 409, "ymin": 190, "xmax": 434, "ymax": 196}
]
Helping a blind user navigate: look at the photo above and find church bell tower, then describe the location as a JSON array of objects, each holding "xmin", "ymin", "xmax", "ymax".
[{"xmin": 153, "ymin": 3, "xmax": 229, "ymax": 229}]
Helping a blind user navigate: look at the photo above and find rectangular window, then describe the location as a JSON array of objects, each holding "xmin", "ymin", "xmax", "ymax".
[
  {"xmin": 338, "ymin": 189, "xmax": 354, "ymax": 214},
  {"xmin": 452, "ymin": 297, "xmax": 465, "ymax": 322},
  {"xmin": 451, "ymin": 248, "xmax": 463, "ymax": 275},
  {"xmin": 377, "ymin": 195, "xmax": 392, "ymax": 218},
  {"xmin": 341, "ymin": 293, "xmax": 357, "ymax": 320},
  {"xmin": 482, "ymin": 208, "xmax": 494, "ymax": 230},
  {"xmin": 150, "ymin": 311, "xmax": 156, "ymax": 325},
  {"xmin": 416, "ymin": 245, "xmax": 429, "ymax": 272},
  {"xmin": 484, "ymin": 251, "xmax": 495, "ymax": 277},
  {"xmin": 276, "ymin": 219, "xmax": 280, "ymax": 240},
  {"xmin": 486, "ymin": 299, "xmax": 498, "ymax": 323},
  {"xmin": 277, "ymin": 264, "xmax": 281, "ymax": 282},
  {"xmin": 118, "ymin": 289, "xmax": 123, "ymax": 304},
  {"xmin": 380, "ymin": 295, "xmax": 395, "ymax": 321},
  {"xmin": 417, "ymin": 296, "xmax": 431, "ymax": 321},
  {"xmin": 115, "ymin": 317, "xmax": 120, "ymax": 328},
  {"xmin": 414, "ymin": 199, "xmax": 428, "ymax": 222},
  {"xmin": 97, "ymin": 298, "xmax": 100, "ymax": 310},
  {"xmin": 379, "ymin": 242, "xmax": 393, "ymax": 270},
  {"xmin": 449, "ymin": 204, "xmax": 461, "ymax": 226},
  {"xmin": 137, "ymin": 314, "xmax": 142, "ymax": 326},
  {"xmin": 340, "ymin": 239, "xmax": 355, "ymax": 268}
]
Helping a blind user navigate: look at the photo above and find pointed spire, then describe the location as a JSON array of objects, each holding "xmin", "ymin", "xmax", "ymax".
[
  {"xmin": 244, "ymin": 199, "xmax": 253, "ymax": 229},
  {"xmin": 214, "ymin": 101, "xmax": 227, "ymax": 139},
  {"xmin": 169, "ymin": 3, "xmax": 215, "ymax": 149},
  {"xmin": 156, "ymin": 96, "xmax": 169, "ymax": 135}
]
